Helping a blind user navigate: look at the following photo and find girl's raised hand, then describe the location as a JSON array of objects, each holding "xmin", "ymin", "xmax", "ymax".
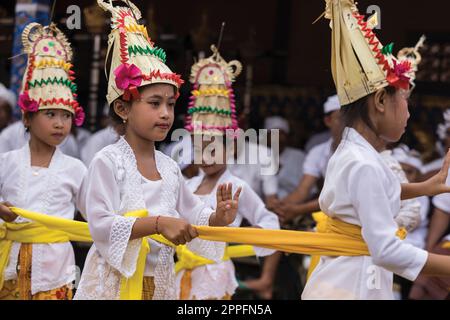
[
  {"xmin": 426, "ymin": 149, "xmax": 450, "ymax": 196},
  {"xmin": 212, "ymin": 183, "xmax": 242, "ymax": 227}
]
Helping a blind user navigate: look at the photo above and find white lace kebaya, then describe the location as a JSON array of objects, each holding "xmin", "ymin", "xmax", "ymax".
[
  {"xmin": 74, "ymin": 137, "xmax": 225, "ymax": 300},
  {"xmin": 0, "ymin": 144, "xmax": 86, "ymax": 294}
]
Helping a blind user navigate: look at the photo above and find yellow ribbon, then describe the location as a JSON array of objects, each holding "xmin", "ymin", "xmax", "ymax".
[
  {"xmin": 0, "ymin": 208, "xmax": 174, "ymax": 300},
  {"xmin": 175, "ymin": 244, "xmax": 255, "ymax": 274},
  {"xmin": 2, "ymin": 208, "xmax": 403, "ymax": 299},
  {"xmin": 0, "ymin": 219, "xmax": 74, "ymax": 291},
  {"xmin": 306, "ymin": 212, "xmax": 407, "ymax": 280}
]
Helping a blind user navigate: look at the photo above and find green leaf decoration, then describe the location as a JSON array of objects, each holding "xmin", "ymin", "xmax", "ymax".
[{"xmin": 381, "ymin": 42, "xmax": 394, "ymax": 55}]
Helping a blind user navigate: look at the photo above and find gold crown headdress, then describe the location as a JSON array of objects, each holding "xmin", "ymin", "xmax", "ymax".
[
  {"xmin": 97, "ymin": 0, "xmax": 184, "ymax": 104},
  {"xmin": 324, "ymin": 0, "xmax": 418, "ymax": 106},
  {"xmin": 19, "ymin": 22, "xmax": 84, "ymax": 125},
  {"xmin": 185, "ymin": 45, "xmax": 242, "ymax": 136}
]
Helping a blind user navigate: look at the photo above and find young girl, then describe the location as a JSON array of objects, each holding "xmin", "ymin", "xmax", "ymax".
[
  {"xmin": 175, "ymin": 48, "xmax": 280, "ymax": 300},
  {"xmin": 74, "ymin": 1, "xmax": 239, "ymax": 300},
  {"xmin": 303, "ymin": 0, "xmax": 450, "ymax": 299},
  {"xmin": 0, "ymin": 22, "xmax": 86, "ymax": 300}
]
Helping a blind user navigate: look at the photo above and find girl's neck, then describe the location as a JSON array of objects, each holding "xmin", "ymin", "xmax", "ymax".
[
  {"xmin": 196, "ymin": 166, "xmax": 227, "ymax": 195},
  {"xmin": 204, "ymin": 166, "xmax": 227, "ymax": 182},
  {"xmin": 124, "ymin": 131, "xmax": 156, "ymax": 158},
  {"xmin": 28, "ymin": 135, "xmax": 56, "ymax": 167},
  {"xmin": 352, "ymin": 121, "xmax": 386, "ymax": 152}
]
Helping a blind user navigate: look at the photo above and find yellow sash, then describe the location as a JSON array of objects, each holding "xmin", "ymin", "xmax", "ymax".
[
  {"xmin": 306, "ymin": 212, "xmax": 407, "ymax": 280},
  {"xmin": 0, "ymin": 220, "xmax": 74, "ymax": 290},
  {"xmin": 174, "ymin": 244, "xmax": 255, "ymax": 273},
  {"xmin": 3, "ymin": 207, "xmax": 399, "ymax": 299},
  {"xmin": 0, "ymin": 208, "xmax": 174, "ymax": 300}
]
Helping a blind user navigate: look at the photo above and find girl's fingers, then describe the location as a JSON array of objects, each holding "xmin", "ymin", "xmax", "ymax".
[
  {"xmin": 188, "ymin": 226, "xmax": 199, "ymax": 238},
  {"xmin": 441, "ymin": 149, "xmax": 450, "ymax": 178},
  {"xmin": 3, "ymin": 201, "xmax": 13, "ymax": 208},
  {"xmin": 233, "ymin": 187, "xmax": 242, "ymax": 201},
  {"xmin": 216, "ymin": 184, "xmax": 223, "ymax": 202},
  {"xmin": 220, "ymin": 184, "xmax": 226, "ymax": 201}
]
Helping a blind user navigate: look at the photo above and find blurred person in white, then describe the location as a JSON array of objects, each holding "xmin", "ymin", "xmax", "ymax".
[
  {"xmin": 409, "ymin": 166, "xmax": 450, "ymax": 300},
  {"xmin": 227, "ymin": 137, "xmax": 279, "ymax": 209},
  {"xmin": 275, "ymin": 94, "xmax": 342, "ymax": 224},
  {"xmin": 79, "ymin": 103, "xmax": 119, "ymax": 166},
  {"xmin": 381, "ymin": 144, "xmax": 429, "ymax": 299},
  {"xmin": 264, "ymin": 116, "xmax": 305, "ymax": 199},
  {"xmin": 392, "ymin": 145, "xmax": 430, "ymax": 250},
  {"xmin": 421, "ymin": 109, "xmax": 450, "ymax": 180},
  {"xmin": 0, "ymin": 83, "xmax": 16, "ymax": 132},
  {"xmin": 161, "ymin": 132, "xmax": 198, "ymax": 179}
]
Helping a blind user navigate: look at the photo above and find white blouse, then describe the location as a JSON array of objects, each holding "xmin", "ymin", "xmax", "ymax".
[
  {"xmin": 74, "ymin": 137, "xmax": 225, "ymax": 300},
  {"xmin": 302, "ymin": 127, "xmax": 428, "ymax": 300},
  {"xmin": 175, "ymin": 169, "xmax": 280, "ymax": 299},
  {"xmin": 0, "ymin": 144, "xmax": 86, "ymax": 294}
]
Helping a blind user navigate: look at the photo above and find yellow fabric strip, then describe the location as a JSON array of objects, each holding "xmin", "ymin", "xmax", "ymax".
[
  {"xmin": 3, "ymin": 207, "xmax": 388, "ymax": 299},
  {"xmin": 175, "ymin": 244, "xmax": 255, "ymax": 273},
  {"xmin": 306, "ymin": 212, "xmax": 407, "ymax": 281},
  {"xmin": 0, "ymin": 219, "xmax": 72, "ymax": 291},
  {"xmin": 1, "ymin": 208, "xmax": 174, "ymax": 300}
]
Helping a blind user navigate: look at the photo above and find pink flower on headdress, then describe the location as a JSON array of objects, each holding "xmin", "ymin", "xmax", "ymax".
[
  {"xmin": 387, "ymin": 60, "xmax": 412, "ymax": 90},
  {"xmin": 74, "ymin": 107, "xmax": 85, "ymax": 126},
  {"xmin": 114, "ymin": 63, "xmax": 143, "ymax": 91},
  {"xmin": 18, "ymin": 92, "xmax": 39, "ymax": 112}
]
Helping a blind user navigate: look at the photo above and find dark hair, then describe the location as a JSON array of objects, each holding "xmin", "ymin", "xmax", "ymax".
[{"xmin": 340, "ymin": 86, "xmax": 397, "ymax": 134}]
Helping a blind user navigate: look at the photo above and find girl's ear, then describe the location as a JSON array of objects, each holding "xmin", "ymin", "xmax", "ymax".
[
  {"xmin": 22, "ymin": 112, "xmax": 31, "ymax": 130},
  {"xmin": 113, "ymin": 99, "xmax": 130, "ymax": 122},
  {"xmin": 374, "ymin": 88, "xmax": 388, "ymax": 114}
]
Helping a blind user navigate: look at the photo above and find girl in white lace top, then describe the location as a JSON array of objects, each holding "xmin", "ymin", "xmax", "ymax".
[
  {"xmin": 175, "ymin": 140, "xmax": 280, "ymax": 300},
  {"xmin": 74, "ymin": 83, "xmax": 242, "ymax": 300},
  {"xmin": 0, "ymin": 22, "xmax": 87, "ymax": 300}
]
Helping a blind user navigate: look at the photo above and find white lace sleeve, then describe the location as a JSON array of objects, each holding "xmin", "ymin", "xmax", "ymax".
[
  {"xmin": 177, "ymin": 171, "xmax": 225, "ymax": 262},
  {"xmin": 109, "ymin": 215, "xmax": 141, "ymax": 277},
  {"xmin": 82, "ymin": 154, "xmax": 141, "ymax": 277}
]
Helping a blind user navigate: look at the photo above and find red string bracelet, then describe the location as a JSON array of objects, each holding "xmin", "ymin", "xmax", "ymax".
[{"xmin": 155, "ymin": 215, "xmax": 161, "ymax": 234}]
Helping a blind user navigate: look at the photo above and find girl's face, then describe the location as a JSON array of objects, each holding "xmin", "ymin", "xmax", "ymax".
[
  {"xmin": 194, "ymin": 137, "xmax": 228, "ymax": 176},
  {"xmin": 24, "ymin": 109, "xmax": 72, "ymax": 147},
  {"xmin": 127, "ymin": 84, "xmax": 176, "ymax": 142},
  {"xmin": 324, "ymin": 109, "xmax": 342, "ymax": 139},
  {"xmin": 378, "ymin": 88, "xmax": 410, "ymax": 142}
]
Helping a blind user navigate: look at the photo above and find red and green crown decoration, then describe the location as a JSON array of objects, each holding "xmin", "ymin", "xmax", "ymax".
[
  {"xmin": 353, "ymin": 11, "xmax": 413, "ymax": 90},
  {"xmin": 19, "ymin": 22, "xmax": 84, "ymax": 126},
  {"xmin": 98, "ymin": 0, "xmax": 184, "ymax": 104},
  {"xmin": 185, "ymin": 45, "xmax": 242, "ymax": 137}
]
